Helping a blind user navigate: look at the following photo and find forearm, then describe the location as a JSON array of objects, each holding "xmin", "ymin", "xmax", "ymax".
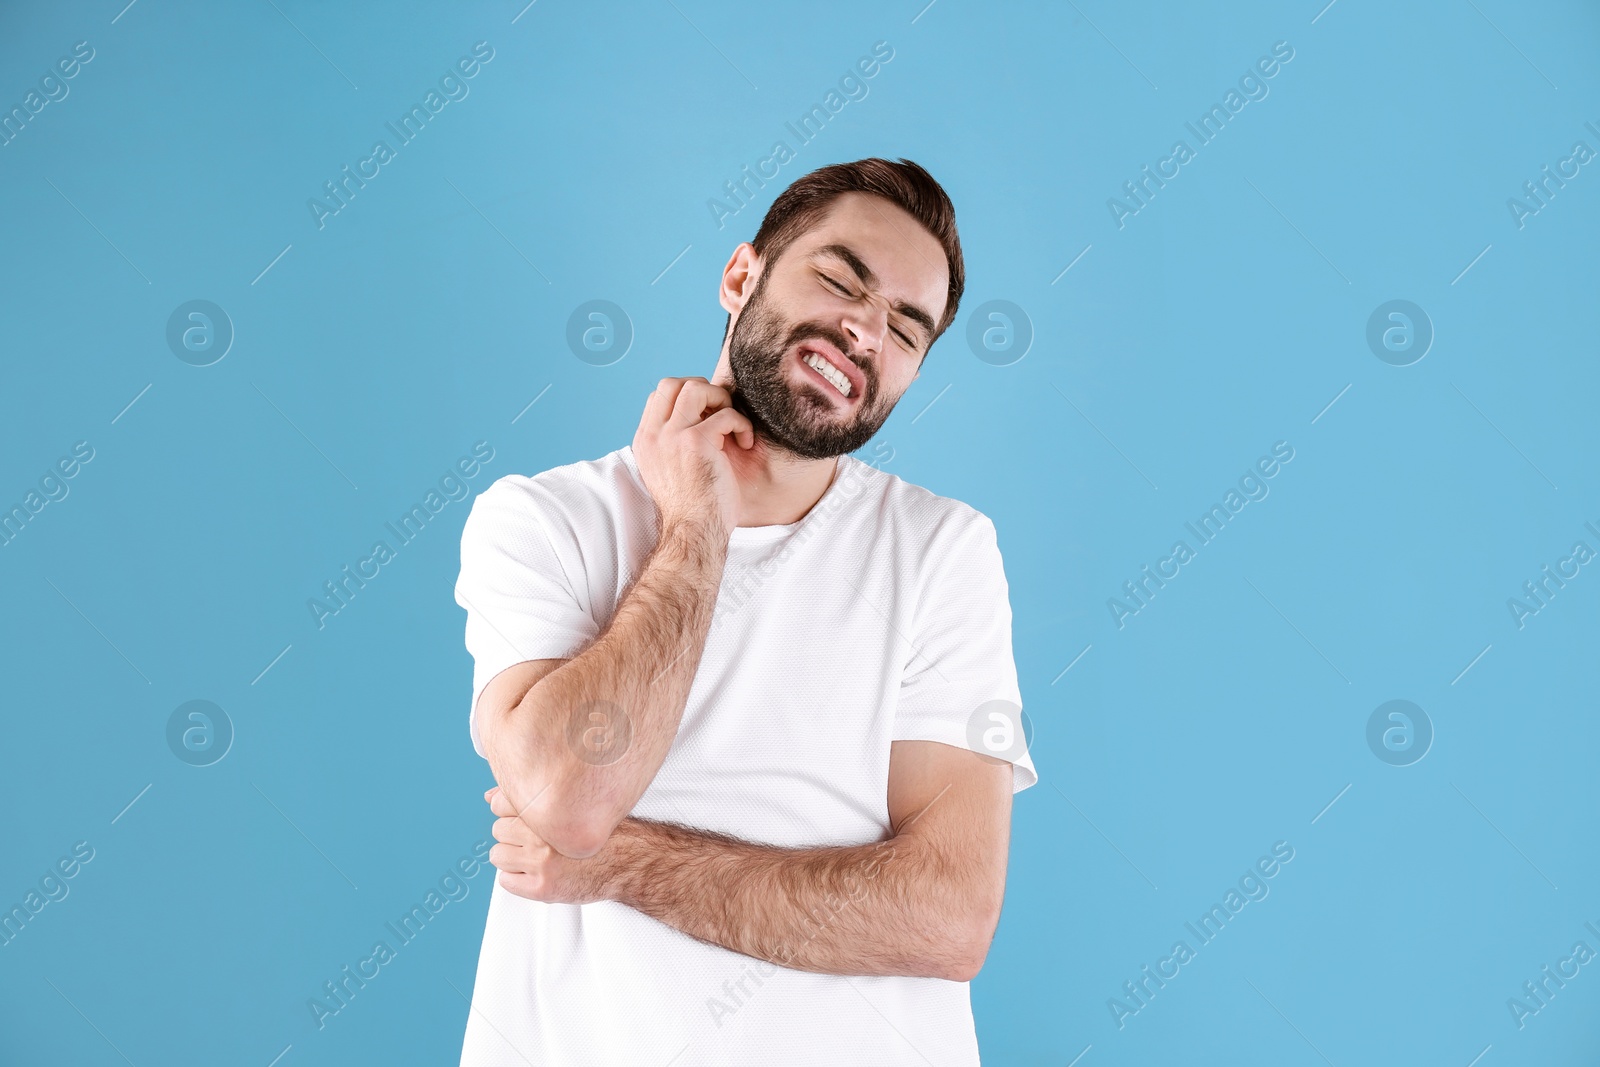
[
  {"xmin": 486, "ymin": 520, "xmax": 727, "ymax": 856},
  {"xmin": 603, "ymin": 818, "xmax": 987, "ymax": 981}
]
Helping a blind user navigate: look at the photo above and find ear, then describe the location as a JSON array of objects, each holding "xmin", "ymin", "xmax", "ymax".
[{"xmin": 719, "ymin": 242, "xmax": 761, "ymax": 316}]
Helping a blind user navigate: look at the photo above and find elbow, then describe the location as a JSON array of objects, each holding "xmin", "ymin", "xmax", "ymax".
[
  {"xmin": 935, "ymin": 888, "xmax": 1005, "ymax": 983},
  {"xmin": 943, "ymin": 957, "xmax": 984, "ymax": 985},
  {"xmin": 917, "ymin": 941, "xmax": 986, "ymax": 983},
  {"xmin": 481, "ymin": 701, "xmax": 620, "ymax": 859},
  {"xmin": 938, "ymin": 937, "xmax": 989, "ymax": 984}
]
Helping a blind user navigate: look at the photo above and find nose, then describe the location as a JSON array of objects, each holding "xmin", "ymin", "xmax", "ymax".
[{"xmin": 841, "ymin": 296, "xmax": 890, "ymax": 357}]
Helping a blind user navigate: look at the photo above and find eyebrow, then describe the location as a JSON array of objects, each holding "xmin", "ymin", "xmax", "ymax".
[{"xmin": 811, "ymin": 243, "xmax": 938, "ymax": 344}]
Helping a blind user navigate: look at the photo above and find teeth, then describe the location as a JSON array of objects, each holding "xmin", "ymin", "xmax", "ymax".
[{"xmin": 802, "ymin": 351, "xmax": 852, "ymax": 397}]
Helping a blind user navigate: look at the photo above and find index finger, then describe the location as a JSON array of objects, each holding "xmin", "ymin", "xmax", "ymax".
[
  {"xmin": 647, "ymin": 377, "xmax": 699, "ymax": 420},
  {"xmin": 668, "ymin": 379, "xmax": 734, "ymax": 427},
  {"xmin": 486, "ymin": 786, "xmax": 517, "ymax": 818}
]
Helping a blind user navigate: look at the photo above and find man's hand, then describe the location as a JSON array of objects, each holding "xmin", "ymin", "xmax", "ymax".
[
  {"xmin": 486, "ymin": 785, "xmax": 614, "ymax": 904},
  {"xmin": 471, "ymin": 381, "xmax": 747, "ymax": 862},
  {"xmin": 631, "ymin": 376, "xmax": 754, "ymax": 537}
]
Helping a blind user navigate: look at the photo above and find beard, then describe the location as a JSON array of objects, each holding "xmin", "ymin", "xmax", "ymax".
[{"xmin": 725, "ymin": 271, "xmax": 896, "ymax": 461}]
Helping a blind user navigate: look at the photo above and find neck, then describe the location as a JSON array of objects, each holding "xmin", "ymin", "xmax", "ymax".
[{"xmin": 710, "ymin": 362, "xmax": 839, "ymax": 529}]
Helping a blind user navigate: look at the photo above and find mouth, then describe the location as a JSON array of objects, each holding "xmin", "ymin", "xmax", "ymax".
[{"xmin": 795, "ymin": 342, "xmax": 863, "ymax": 404}]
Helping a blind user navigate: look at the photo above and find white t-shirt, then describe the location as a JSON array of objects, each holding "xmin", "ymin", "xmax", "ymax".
[{"xmin": 453, "ymin": 445, "xmax": 1037, "ymax": 1067}]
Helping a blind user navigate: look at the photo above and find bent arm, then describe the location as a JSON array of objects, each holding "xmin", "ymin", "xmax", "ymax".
[
  {"xmin": 599, "ymin": 740, "xmax": 1014, "ymax": 981},
  {"xmin": 477, "ymin": 517, "xmax": 727, "ymax": 859}
]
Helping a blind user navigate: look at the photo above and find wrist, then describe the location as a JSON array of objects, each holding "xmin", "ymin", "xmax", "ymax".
[
  {"xmin": 597, "ymin": 818, "xmax": 652, "ymax": 905},
  {"xmin": 658, "ymin": 514, "xmax": 731, "ymax": 565}
]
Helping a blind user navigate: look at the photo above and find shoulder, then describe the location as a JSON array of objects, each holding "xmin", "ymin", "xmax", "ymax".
[
  {"xmin": 464, "ymin": 446, "xmax": 648, "ymax": 545},
  {"xmin": 839, "ymin": 453, "xmax": 1000, "ymax": 556},
  {"xmin": 474, "ymin": 446, "xmax": 644, "ymax": 514}
]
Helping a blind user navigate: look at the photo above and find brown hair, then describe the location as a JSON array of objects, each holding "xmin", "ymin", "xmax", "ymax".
[{"xmin": 745, "ymin": 157, "xmax": 964, "ymax": 342}]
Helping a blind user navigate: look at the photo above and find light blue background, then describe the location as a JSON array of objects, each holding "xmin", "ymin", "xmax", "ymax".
[{"xmin": 2, "ymin": 1, "xmax": 1597, "ymax": 1064}]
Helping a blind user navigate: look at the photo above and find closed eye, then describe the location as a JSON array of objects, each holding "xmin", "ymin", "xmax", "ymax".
[{"xmin": 821, "ymin": 272, "xmax": 919, "ymax": 351}]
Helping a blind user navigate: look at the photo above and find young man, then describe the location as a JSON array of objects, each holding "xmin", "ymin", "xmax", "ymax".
[{"xmin": 454, "ymin": 158, "xmax": 1037, "ymax": 1066}]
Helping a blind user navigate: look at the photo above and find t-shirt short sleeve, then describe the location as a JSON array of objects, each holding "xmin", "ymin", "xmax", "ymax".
[
  {"xmin": 454, "ymin": 476, "xmax": 600, "ymax": 758},
  {"xmin": 892, "ymin": 510, "xmax": 1038, "ymax": 793}
]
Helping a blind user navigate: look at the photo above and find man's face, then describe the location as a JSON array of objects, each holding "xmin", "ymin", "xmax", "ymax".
[{"xmin": 725, "ymin": 192, "xmax": 949, "ymax": 460}]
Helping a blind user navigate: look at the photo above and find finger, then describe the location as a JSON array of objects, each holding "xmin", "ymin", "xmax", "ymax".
[
  {"xmin": 665, "ymin": 379, "xmax": 712, "ymax": 426},
  {"xmin": 639, "ymin": 381, "xmax": 672, "ymax": 429},
  {"xmin": 646, "ymin": 378, "xmax": 694, "ymax": 426},
  {"xmin": 667, "ymin": 379, "xmax": 731, "ymax": 427},
  {"xmin": 498, "ymin": 870, "xmax": 543, "ymax": 900},
  {"xmin": 489, "ymin": 842, "xmax": 525, "ymax": 874},
  {"xmin": 492, "ymin": 816, "xmax": 529, "ymax": 844},
  {"xmin": 488, "ymin": 788, "xmax": 518, "ymax": 818},
  {"xmin": 696, "ymin": 406, "xmax": 756, "ymax": 451}
]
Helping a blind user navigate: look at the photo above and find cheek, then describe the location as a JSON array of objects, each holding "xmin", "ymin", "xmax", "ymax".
[
  {"xmin": 879, "ymin": 355, "xmax": 922, "ymax": 400},
  {"xmin": 763, "ymin": 269, "xmax": 824, "ymax": 316}
]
